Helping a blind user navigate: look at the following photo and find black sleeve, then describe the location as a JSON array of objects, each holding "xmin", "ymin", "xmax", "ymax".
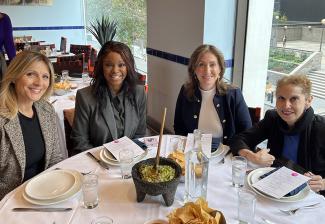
[
  {"xmin": 230, "ymin": 110, "xmax": 275, "ymax": 155},
  {"xmin": 173, "ymin": 85, "xmax": 187, "ymax": 135}
]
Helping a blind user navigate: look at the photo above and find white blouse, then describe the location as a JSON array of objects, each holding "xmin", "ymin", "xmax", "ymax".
[{"xmin": 198, "ymin": 87, "xmax": 223, "ymax": 137}]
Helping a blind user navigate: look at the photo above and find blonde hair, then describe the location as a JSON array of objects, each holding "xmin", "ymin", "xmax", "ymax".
[
  {"xmin": 276, "ymin": 74, "xmax": 312, "ymax": 97},
  {"xmin": 185, "ymin": 44, "xmax": 229, "ymax": 99},
  {"xmin": 0, "ymin": 51, "xmax": 54, "ymax": 119}
]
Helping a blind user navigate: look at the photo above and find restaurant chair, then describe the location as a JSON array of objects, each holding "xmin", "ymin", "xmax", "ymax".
[
  {"xmin": 15, "ymin": 42, "xmax": 25, "ymax": 51},
  {"xmin": 248, "ymin": 107, "xmax": 261, "ymax": 126},
  {"xmin": 60, "ymin": 37, "xmax": 67, "ymax": 53},
  {"xmin": 53, "ymin": 53, "xmax": 84, "ymax": 75},
  {"xmin": 70, "ymin": 44, "xmax": 91, "ymax": 71},
  {"xmin": 63, "ymin": 108, "xmax": 77, "ymax": 157}
]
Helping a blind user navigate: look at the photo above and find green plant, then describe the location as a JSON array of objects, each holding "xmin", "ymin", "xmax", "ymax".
[{"xmin": 87, "ymin": 15, "xmax": 117, "ymax": 46}]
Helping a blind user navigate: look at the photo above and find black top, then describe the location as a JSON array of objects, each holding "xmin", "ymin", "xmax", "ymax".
[{"xmin": 18, "ymin": 107, "xmax": 45, "ymax": 181}]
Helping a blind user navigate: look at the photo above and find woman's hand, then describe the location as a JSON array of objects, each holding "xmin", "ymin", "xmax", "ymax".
[
  {"xmin": 239, "ymin": 148, "xmax": 275, "ymax": 166},
  {"xmin": 305, "ymin": 172, "xmax": 325, "ymax": 193}
]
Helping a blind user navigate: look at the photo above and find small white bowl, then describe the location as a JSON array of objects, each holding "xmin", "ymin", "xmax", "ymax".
[
  {"xmin": 144, "ymin": 219, "xmax": 168, "ymax": 224},
  {"xmin": 54, "ymin": 88, "xmax": 69, "ymax": 96}
]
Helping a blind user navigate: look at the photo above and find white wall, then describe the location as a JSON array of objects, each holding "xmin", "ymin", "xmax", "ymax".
[
  {"xmin": 147, "ymin": 0, "xmax": 204, "ymax": 131},
  {"xmin": 147, "ymin": 0, "xmax": 237, "ymax": 132},
  {"xmin": 1, "ymin": 0, "xmax": 86, "ymax": 49}
]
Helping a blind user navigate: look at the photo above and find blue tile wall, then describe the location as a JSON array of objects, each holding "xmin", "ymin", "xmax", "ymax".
[
  {"xmin": 146, "ymin": 47, "xmax": 233, "ymax": 68},
  {"xmin": 13, "ymin": 26, "xmax": 84, "ymax": 31}
]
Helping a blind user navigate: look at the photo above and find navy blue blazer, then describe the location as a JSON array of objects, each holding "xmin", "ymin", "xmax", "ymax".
[{"xmin": 174, "ymin": 85, "xmax": 252, "ymax": 145}]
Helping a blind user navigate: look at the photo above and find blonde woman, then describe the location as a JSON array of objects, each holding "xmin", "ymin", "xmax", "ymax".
[
  {"xmin": 0, "ymin": 51, "xmax": 64, "ymax": 200},
  {"xmin": 231, "ymin": 74, "xmax": 325, "ymax": 194}
]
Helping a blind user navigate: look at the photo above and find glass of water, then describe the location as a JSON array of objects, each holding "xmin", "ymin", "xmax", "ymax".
[
  {"xmin": 61, "ymin": 70, "xmax": 69, "ymax": 82},
  {"xmin": 119, "ymin": 149, "xmax": 134, "ymax": 179},
  {"xmin": 238, "ymin": 189, "xmax": 256, "ymax": 224},
  {"xmin": 232, "ymin": 156, "xmax": 247, "ymax": 187},
  {"xmin": 82, "ymin": 174, "xmax": 99, "ymax": 209}
]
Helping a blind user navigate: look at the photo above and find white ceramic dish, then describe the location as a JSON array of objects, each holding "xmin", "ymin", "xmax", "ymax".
[
  {"xmin": 211, "ymin": 144, "xmax": 225, "ymax": 158},
  {"xmin": 25, "ymin": 170, "xmax": 76, "ymax": 200},
  {"xmin": 23, "ymin": 170, "xmax": 82, "ymax": 205},
  {"xmin": 144, "ymin": 219, "xmax": 168, "ymax": 224},
  {"xmin": 247, "ymin": 167, "xmax": 310, "ymax": 202},
  {"xmin": 54, "ymin": 88, "xmax": 69, "ymax": 96}
]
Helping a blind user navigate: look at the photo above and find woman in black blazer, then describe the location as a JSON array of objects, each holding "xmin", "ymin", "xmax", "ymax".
[{"xmin": 71, "ymin": 41, "xmax": 146, "ymax": 152}]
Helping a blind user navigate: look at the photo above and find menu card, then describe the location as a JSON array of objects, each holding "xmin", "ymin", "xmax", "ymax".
[
  {"xmin": 184, "ymin": 133, "xmax": 212, "ymax": 158},
  {"xmin": 252, "ymin": 167, "xmax": 311, "ymax": 199},
  {"xmin": 103, "ymin": 136, "xmax": 145, "ymax": 161}
]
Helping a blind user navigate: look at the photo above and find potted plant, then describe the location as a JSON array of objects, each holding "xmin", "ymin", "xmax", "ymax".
[{"xmin": 87, "ymin": 15, "xmax": 117, "ymax": 46}]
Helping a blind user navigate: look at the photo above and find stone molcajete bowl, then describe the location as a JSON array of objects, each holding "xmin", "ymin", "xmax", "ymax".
[{"xmin": 131, "ymin": 157, "xmax": 182, "ymax": 206}]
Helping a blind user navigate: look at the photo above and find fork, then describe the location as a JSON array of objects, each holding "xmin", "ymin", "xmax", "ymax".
[{"xmin": 279, "ymin": 202, "xmax": 320, "ymax": 215}]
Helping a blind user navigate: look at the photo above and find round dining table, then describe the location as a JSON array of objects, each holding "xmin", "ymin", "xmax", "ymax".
[{"xmin": 0, "ymin": 135, "xmax": 324, "ymax": 224}]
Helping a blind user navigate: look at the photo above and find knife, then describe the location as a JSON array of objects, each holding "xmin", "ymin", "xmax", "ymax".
[{"xmin": 12, "ymin": 207, "xmax": 72, "ymax": 212}]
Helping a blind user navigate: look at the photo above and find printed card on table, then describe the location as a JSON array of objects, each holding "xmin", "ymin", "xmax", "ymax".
[
  {"xmin": 252, "ymin": 166, "xmax": 311, "ymax": 199},
  {"xmin": 103, "ymin": 136, "xmax": 144, "ymax": 161}
]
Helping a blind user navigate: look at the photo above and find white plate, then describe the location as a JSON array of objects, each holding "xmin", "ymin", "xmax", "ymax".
[
  {"xmin": 25, "ymin": 170, "xmax": 76, "ymax": 200},
  {"xmin": 211, "ymin": 144, "xmax": 225, "ymax": 158},
  {"xmin": 23, "ymin": 170, "xmax": 82, "ymax": 205},
  {"xmin": 247, "ymin": 167, "xmax": 310, "ymax": 202},
  {"xmin": 100, "ymin": 148, "xmax": 148, "ymax": 166}
]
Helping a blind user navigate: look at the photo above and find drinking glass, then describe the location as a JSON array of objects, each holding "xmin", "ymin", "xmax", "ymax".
[
  {"xmin": 82, "ymin": 72, "xmax": 89, "ymax": 84},
  {"xmin": 82, "ymin": 174, "xmax": 99, "ymax": 209},
  {"xmin": 169, "ymin": 136, "xmax": 185, "ymax": 152},
  {"xmin": 119, "ymin": 149, "xmax": 134, "ymax": 179},
  {"xmin": 232, "ymin": 156, "xmax": 247, "ymax": 187},
  {"xmin": 61, "ymin": 70, "xmax": 69, "ymax": 82},
  {"xmin": 238, "ymin": 189, "xmax": 256, "ymax": 224}
]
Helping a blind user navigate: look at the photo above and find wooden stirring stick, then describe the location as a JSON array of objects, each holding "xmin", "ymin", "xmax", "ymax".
[{"xmin": 154, "ymin": 107, "xmax": 167, "ymax": 171}]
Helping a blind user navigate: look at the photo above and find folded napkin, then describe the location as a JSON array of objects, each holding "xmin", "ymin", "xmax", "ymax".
[
  {"xmin": 211, "ymin": 137, "xmax": 221, "ymax": 152},
  {"xmin": 259, "ymin": 167, "xmax": 307, "ymax": 197}
]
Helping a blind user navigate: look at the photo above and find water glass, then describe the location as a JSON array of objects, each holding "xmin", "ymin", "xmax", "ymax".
[
  {"xmin": 82, "ymin": 72, "xmax": 89, "ymax": 83},
  {"xmin": 61, "ymin": 70, "xmax": 69, "ymax": 82},
  {"xmin": 238, "ymin": 189, "xmax": 256, "ymax": 224},
  {"xmin": 119, "ymin": 149, "xmax": 134, "ymax": 179},
  {"xmin": 169, "ymin": 136, "xmax": 185, "ymax": 152},
  {"xmin": 82, "ymin": 174, "xmax": 99, "ymax": 209},
  {"xmin": 232, "ymin": 156, "xmax": 247, "ymax": 187},
  {"xmin": 91, "ymin": 216, "xmax": 113, "ymax": 224}
]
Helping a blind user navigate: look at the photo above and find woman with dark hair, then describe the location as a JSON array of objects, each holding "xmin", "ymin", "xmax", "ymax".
[
  {"xmin": 230, "ymin": 74, "xmax": 325, "ymax": 194},
  {"xmin": 0, "ymin": 12, "xmax": 16, "ymax": 81},
  {"xmin": 0, "ymin": 51, "xmax": 64, "ymax": 199},
  {"xmin": 71, "ymin": 41, "xmax": 147, "ymax": 152},
  {"xmin": 174, "ymin": 44, "xmax": 251, "ymax": 145}
]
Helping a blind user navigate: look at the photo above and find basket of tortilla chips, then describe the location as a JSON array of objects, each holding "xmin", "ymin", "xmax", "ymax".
[{"xmin": 168, "ymin": 198, "xmax": 226, "ymax": 224}]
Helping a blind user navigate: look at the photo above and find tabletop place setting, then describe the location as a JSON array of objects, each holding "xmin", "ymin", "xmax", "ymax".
[{"xmin": 1, "ymin": 107, "xmax": 325, "ymax": 224}]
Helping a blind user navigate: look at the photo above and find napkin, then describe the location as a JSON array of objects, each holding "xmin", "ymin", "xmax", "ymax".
[
  {"xmin": 211, "ymin": 137, "xmax": 221, "ymax": 152},
  {"xmin": 259, "ymin": 167, "xmax": 307, "ymax": 196}
]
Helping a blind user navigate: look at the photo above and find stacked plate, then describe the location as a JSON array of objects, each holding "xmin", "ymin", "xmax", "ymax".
[
  {"xmin": 99, "ymin": 148, "xmax": 148, "ymax": 166},
  {"xmin": 211, "ymin": 143, "xmax": 228, "ymax": 158},
  {"xmin": 23, "ymin": 169, "xmax": 82, "ymax": 205},
  {"xmin": 247, "ymin": 167, "xmax": 310, "ymax": 202}
]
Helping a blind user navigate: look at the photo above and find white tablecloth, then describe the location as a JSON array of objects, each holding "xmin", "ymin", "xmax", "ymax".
[{"xmin": 1, "ymin": 135, "xmax": 324, "ymax": 224}]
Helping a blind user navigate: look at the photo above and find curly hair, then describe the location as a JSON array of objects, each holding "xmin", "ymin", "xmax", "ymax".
[
  {"xmin": 91, "ymin": 41, "xmax": 137, "ymax": 108},
  {"xmin": 276, "ymin": 74, "xmax": 312, "ymax": 97},
  {"xmin": 0, "ymin": 51, "xmax": 54, "ymax": 119},
  {"xmin": 184, "ymin": 44, "xmax": 230, "ymax": 100}
]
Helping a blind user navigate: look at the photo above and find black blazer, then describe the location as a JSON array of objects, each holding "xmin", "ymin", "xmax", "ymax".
[
  {"xmin": 71, "ymin": 85, "xmax": 147, "ymax": 151},
  {"xmin": 174, "ymin": 85, "xmax": 252, "ymax": 145}
]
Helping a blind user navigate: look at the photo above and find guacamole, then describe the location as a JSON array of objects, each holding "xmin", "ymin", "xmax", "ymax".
[{"xmin": 139, "ymin": 164, "xmax": 175, "ymax": 183}]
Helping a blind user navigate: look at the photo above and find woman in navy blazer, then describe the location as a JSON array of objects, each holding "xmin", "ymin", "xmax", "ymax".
[
  {"xmin": 71, "ymin": 41, "xmax": 146, "ymax": 152},
  {"xmin": 174, "ymin": 44, "xmax": 251, "ymax": 145}
]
